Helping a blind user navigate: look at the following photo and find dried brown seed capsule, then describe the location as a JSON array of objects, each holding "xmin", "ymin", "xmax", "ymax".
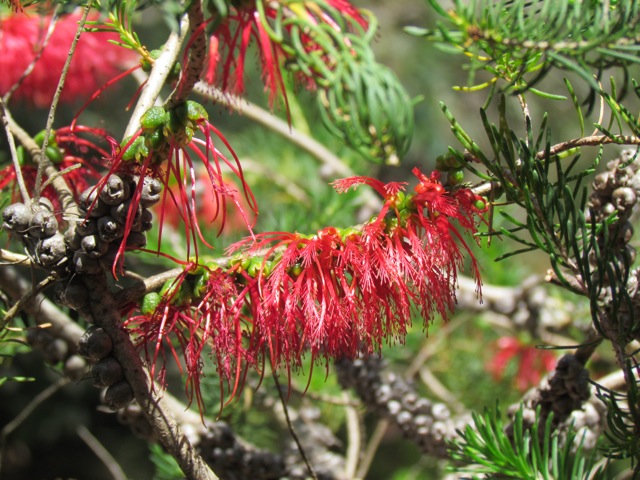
[
  {"xmin": 99, "ymin": 174, "xmax": 131, "ymax": 206},
  {"xmin": 79, "ymin": 188, "xmax": 110, "ymax": 218},
  {"xmin": 91, "ymin": 356, "xmax": 124, "ymax": 388},
  {"xmin": 140, "ymin": 177, "xmax": 162, "ymax": 207},
  {"xmin": 75, "ymin": 218, "xmax": 97, "ymax": 237},
  {"xmin": 2, "ymin": 203, "xmax": 32, "ymax": 233},
  {"xmin": 612, "ymin": 187, "xmax": 637, "ymax": 212},
  {"xmin": 59, "ymin": 280, "xmax": 90, "ymax": 310},
  {"xmin": 103, "ymin": 381, "xmax": 134, "ymax": 410},
  {"xmin": 29, "ymin": 208, "xmax": 58, "ymax": 238},
  {"xmin": 97, "ymin": 215, "xmax": 124, "ymax": 242},
  {"xmin": 78, "ymin": 326, "xmax": 113, "ymax": 362},
  {"xmin": 124, "ymin": 231, "xmax": 147, "ymax": 249},
  {"xmin": 81, "ymin": 234, "xmax": 110, "ymax": 258},
  {"xmin": 37, "ymin": 232, "xmax": 67, "ymax": 266},
  {"xmin": 110, "ymin": 200, "xmax": 142, "ymax": 226}
]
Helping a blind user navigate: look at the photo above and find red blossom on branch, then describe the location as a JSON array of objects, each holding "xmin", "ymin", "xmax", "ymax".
[
  {"xmin": 230, "ymin": 168, "xmax": 487, "ymax": 368},
  {"xmin": 0, "ymin": 10, "xmax": 134, "ymax": 107},
  {"xmin": 93, "ymin": 103, "xmax": 257, "ymax": 273},
  {"xmin": 486, "ymin": 336, "xmax": 558, "ymax": 392},
  {"xmin": 128, "ymin": 168, "xmax": 486, "ymax": 408}
]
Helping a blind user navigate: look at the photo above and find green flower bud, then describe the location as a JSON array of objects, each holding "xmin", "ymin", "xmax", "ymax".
[
  {"xmin": 34, "ymin": 129, "xmax": 57, "ymax": 148},
  {"xmin": 141, "ymin": 106, "xmax": 168, "ymax": 132},
  {"xmin": 121, "ymin": 136, "xmax": 148, "ymax": 162},
  {"xmin": 447, "ymin": 169, "xmax": 465, "ymax": 186},
  {"xmin": 141, "ymin": 292, "xmax": 161, "ymax": 315},
  {"xmin": 45, "ymin": 145, "xmax": 64, "ymax": 164}
]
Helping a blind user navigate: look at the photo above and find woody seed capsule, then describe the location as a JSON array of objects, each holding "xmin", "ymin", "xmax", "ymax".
[
  {"xmin": 97, "ymin": 216, "xmax": 124, "ymax": 242},
  {"xmin": 103, "ymin": 381, "xmax": 134, "ymax": 410},
  {"xmin": 79, "ymin": 188, "xmax": 110, "ymax": 218},
  {"xmin": 78, "ymin": 326, "xmax": 113, "ymax": 361},
  {"xmin": 81, "ymin": 234, "xmax": 109, "ymax": 258},
  {"xmin": 37, "ymin": 232, "xmax": 66, "ymax": 266},
  {"xmin": 29, "ymin": 209, "xmax": 58, "ymax": 238},
  {"xmin": 92, "ymin": 356, "xmax": 124, "ymax": 388},
  {"xmin": 140, "ymin": 177, "xmax": 163, "ymax": 207},
  {"xmin": 100, "ymin": 174, "xmax": 130, "ymax": 206},
  {"xmin": 2, "ymin": 203, "xmax": 32, "ymax": 233}
]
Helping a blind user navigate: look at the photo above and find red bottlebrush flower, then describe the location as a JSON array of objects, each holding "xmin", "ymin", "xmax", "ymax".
[
  {"xmin": 228, "ymin": 168, "xmax": 486, "ymax": 370},
  {"xmin": 0, "ymin": 125, "xmax": 110, "ymax": 211},
  {"xmin": 486, "ymin": 336, "xmax": 557, "ymax": 391},
  {"xmin": 0, "ymin": 10, "xmax": 134, "ymax": 107}
]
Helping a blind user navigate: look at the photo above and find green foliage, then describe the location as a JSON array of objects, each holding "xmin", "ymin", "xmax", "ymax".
[
  {"xmin": 409, "ymin": 0, "xmax": 640, "ymax": 94},
  {"xmin": 448, "ymin": 404, "xmax": 608, "ymax": 479}
]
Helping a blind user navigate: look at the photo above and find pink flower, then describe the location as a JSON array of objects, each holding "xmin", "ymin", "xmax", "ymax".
[
  {"xmin": 486, "ymin": 336, "xmax": 557, "ymax": 391},
  {"xmin": 0, "ymin": 10, "xmax": 134, "ymax": 107}
]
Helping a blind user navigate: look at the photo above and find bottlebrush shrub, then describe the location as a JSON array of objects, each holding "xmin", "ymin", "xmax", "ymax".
[
  {"xmin": 128, "ymin": 168, "xmax": 487, "ymax": 406},
  {"xmin": 0, "ymin": 9, "xmax": 134, "ymax": 107}
]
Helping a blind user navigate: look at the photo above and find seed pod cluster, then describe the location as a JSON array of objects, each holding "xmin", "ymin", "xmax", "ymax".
[
  {"xmin": 588, "ymin": 150, "xmax": 640, "ymax": 269},
  {"xmin": 336, "ymin": 355, "xmax": 461, "ymax": 458},
  {"xmin": 198, "ymin": 422, "xmax": 287, "ymax": 479},
  {"xmin": 25, "ymin": 327, "xmax": 88, "ymax": 380},
  {"xmin": 67, "ymin": 173, "xmax": 159, "ymax": 274},
  {"xmin": 2, "ymin": 198, "xmax": 67, "ymax": 271},
  {"xmin": 77, "ymin": 326, "xmax": 133, "ymax": 410},
  {"xmin": 510, "ymin": 354, "xmax": 591, "ymax": 443}
]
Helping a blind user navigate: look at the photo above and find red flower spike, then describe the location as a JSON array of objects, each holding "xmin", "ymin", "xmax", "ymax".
[
  {"xmin": 229, "ymin": 168, "xmax": 486, "ymax": 372},
  {"xmin": 0, "ymin": 10, "xmax": 135, "ymax": 107}
]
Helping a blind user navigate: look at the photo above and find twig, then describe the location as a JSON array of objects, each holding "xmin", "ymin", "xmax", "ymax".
[
  {"xmin": 0, "ymin": 98, "xmax": 30, "ymax": 203},
  {"xmin": 343, "ymin": 391, "xmax": 361, "ymax": 480},
  {"xmin": 0, "ymin": 266, "xmax": 85, "ymax": 346},
  {"xmin": 35, "ymin": 5, "xmax": 91, "ymax": 204},
  {"xmin": 272, "ymin": 371, "xmax": 318, "ymax": 480},
  {"xmin": 536, "ymin": 134, "xmax": 640, "ymax": 160},
  {"xmin": 1, "ymin": 275, "xmax": 56, "ymax": 330},
  {"xmin": 124, "ymin": 16, "xmax": 188, "ymax": 138},
  {"xmin": 0, "ymin": 250, "xmax": 31, "ymax": 266},
  {"xmin": 166, "ymin": 0, "xmax": 207, "ymax": 108},
  {"xmin": 76, "ymin": 424, "xmax": 127, "ymax": 480},
  {"xmin": 355, "ymin": 418, "xmax": 389, "ymax": 480}
]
